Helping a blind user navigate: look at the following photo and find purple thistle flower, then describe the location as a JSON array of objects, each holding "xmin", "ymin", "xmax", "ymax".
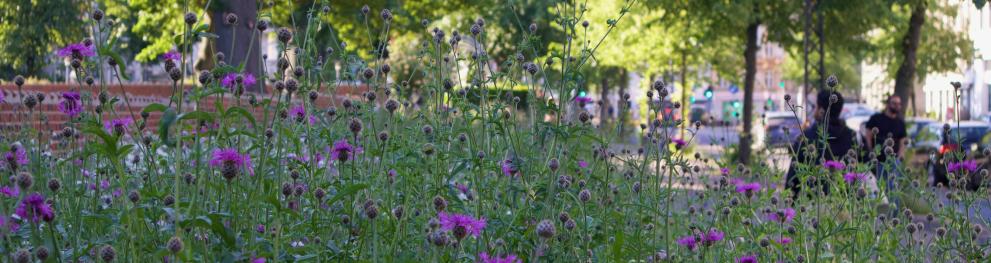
[
  {"xmin": 103, "ymin": 117, "xmax": 133, "ymax": 134},
  {"xmin": 221, "ymin": 73, "xmax": 237, "ymax": 88},
  {"xmin": 1, "ymin": 185, "xmax": 19, "ymax": 198},
  {"xmin": 256, "ymin": 224, "xmax": 266, "ymax": 233},
  {"xmin": 0, "ymin": 215, "xmax": 20, "ymax": 235},
  {"xmin": 735, "ymin": 182, "xmax": 762, "ymax": 195},
  {"xmin": 455, "ymin": 183, "xmax": 470, "ymax": 195},
  {"xmin": 243, "ymin": 73, "xmax": 257, "ymax": 87},
  {"xmin": 501, "ymin": 159, "xmax": 519, "ymax": 177},
  {"xmin": 478, "ymin": 252, "xmax": 521, "ymax": 263},
  {"xmin": 776, "ymin": 237, "xmax": 793, "ymax": 245},
  {"xmin": 947, "ymin": 160, "xmax": 979, "ymax": 173},
  {"xmin": 574, "ymin": 95, "xmax": 592, "ymax": 104},
  {"xmin": 289, "ymin": 105, "xmax": 308, "ymax": 123},
  {"xmin": 221, "ymin": 72, "xmax": 257, "ymax": 90},
  {"xmin": 578, "ymin": 160, "xmax": 589, "ymax": 169},
  {"xmin": 823, "ymin": 160, "xmax": 845, "ymax": 170},
  {"xmin": 736, "ymin": 255, "xmax": 758, "ymax": 263},
  {"xmin": 251, "ymin": 257, "xmax": 266, "ymax": 263},
  {"xmin": 0, "ymin": 90, "xmax": 5, "ymax": 103},
  {"xmin": 58, "ymin": 91, "xmax": 83, "ymax": 118},
  {"xmin": 676, "ymin": 235, "xmax": 698, "ymax": 251},
  {"xmin": 842, "ymin": 172, "xmax": 867, "ymax": 184},
  {"xmin": 671, "ymin": 138, "xmax": 687, "ymax": 149},
  {"xmin": 57, "ymin": 42, "xmax": 96, "ymax": 58},
  {"xmin": 437, "ymin": 212, "xmax": 487, "ymax": 238},
  {"xmin": 4, "ymin": 145, "xmax": 28, "ymax": 167},
  {"xmin": 329, "ymin": 139, "xmax": 361, "ymax": 162},
  {"xmin": 14, "ymin": 192, "xmax": 54, "ymax": 223},
  {"xmin": 209, "ymin": 148, "xmax": 254, "ymax": 178},
  {"xmin": 720, "ymin": 167, "xmax": 730, "ymax": 176},
  {"xmin": 767, "ymin": 207, "xmax": 796, "ymax": 223},
  {"xmin": 702, "ymin": 229, "xmax": 724, "ymax": 246},
  {"xmin": 161, "ymin": 50, "xmax": 181, "ymax": 61}
]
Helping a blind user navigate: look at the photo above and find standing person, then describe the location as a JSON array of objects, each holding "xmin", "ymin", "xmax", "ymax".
[
  {"xmin": 786, "ymin": 90, "xmax": 855, "ymax": 197},
  {"xmin": 864, "ymin": 95, "xmax": 907, "ymax": 189}
]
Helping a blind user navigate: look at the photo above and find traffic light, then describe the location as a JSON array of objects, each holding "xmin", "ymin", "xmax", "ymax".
[{"xmin": 704, "ymin": 87, "xmax": 713, "ymax": 99}]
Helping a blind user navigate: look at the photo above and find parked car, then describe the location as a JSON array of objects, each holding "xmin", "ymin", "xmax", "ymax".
[
  {"xmin": 753, "ymin": 111, "xmax": 802, "ymax": 149},
  {"xmin": 920, "ymin": 121, "xmax": 991, "ymax": 188},
  {"xmin": 840, "ymin": 103, "xmax": 876, "ymax": 120},
  {"xmin": 906, "ymin": 117, "xmax": 936, "ymax": 146}
]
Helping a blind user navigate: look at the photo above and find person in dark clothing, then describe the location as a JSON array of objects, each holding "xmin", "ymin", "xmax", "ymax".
[
  {"xmin": 863, "ymin": 95, "xmax": 907, "ymax": 189},
  {"xmin": 786, "ymin": 90, "xmax": 855, "ymax": 197}
]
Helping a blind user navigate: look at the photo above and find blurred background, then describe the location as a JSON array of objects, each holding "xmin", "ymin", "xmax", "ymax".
[{"xmin": 1, "ymin": 0, "xmax": 990, "ymax": 164}]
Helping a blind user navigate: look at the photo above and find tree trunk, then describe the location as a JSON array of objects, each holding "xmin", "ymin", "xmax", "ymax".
[
  {"xmin": 212, "ymin": 0, "xmax": 262, "ymax": 92},
  {"xmin": 600, "ymin": 74, "xmax": 610, "ymax": 123},
  {"xmin": 739, "ymin": 20, "xmax": 760, "ymax": 165},
  {"xmin": 680, "ymin": 50, "xmax": 689, "ymax": 140},
  {"xmin": 893, "ymin": 2, "xmax": 925, "ymax": 118}
]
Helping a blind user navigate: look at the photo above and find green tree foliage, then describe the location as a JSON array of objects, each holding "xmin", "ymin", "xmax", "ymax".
[{"xmin": 0, "ymin": 0, "xmax": 85, "ymax": 78}]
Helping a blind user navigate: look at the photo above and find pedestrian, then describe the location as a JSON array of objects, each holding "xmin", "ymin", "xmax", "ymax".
[
  {"xmin": 864, "ymin": 95, "xmax": 907, "ymax": 189},
  {"xmin": 786, "ymin": 90, "xmax": 855, "ymax": 197}
]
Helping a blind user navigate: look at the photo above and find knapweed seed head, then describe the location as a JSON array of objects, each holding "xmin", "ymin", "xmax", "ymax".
[
  {"xmin": 225, "ymin": 13, "xmax": 238, "ymax": 25},
  {"xmin": 167, "ymin": 236, "xmax": 183, "ymax": 253},
  {"xmin": 100, "ymin": 245, "xmax": 115, "ymax": 262},
  {"xmin": 278, "ymin": 28, "xmax": 293, "ymax": 44},
  {"xmin": 184, "ymin": 12, "xmax": 197, "ymax": 25},
  {"xmin": 536, "ymin": 219, "xmax": 556, "ymax": 238}
]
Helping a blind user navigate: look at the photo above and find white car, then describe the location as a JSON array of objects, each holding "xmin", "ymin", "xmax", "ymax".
[{"xmin": 752, "ymin": 111, "xmax": 802, "ymax": 150}]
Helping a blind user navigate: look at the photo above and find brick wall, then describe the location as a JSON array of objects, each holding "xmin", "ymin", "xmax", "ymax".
[{"xmin": 0, "ymin": 84, "xmax": 369, "ymax": 135}]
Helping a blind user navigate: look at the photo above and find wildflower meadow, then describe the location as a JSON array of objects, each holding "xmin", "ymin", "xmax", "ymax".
[{"xmin": 1, "ymin": 0, "xmax": 990, "ymax": 262}]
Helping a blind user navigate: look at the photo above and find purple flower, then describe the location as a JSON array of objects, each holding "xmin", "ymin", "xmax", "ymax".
[
  {"xmin": 736, "ymin": 255, "xmax": 758, "ymax": 263},
  {"xmin": 437, "ymin": 212, "xmax": 487, "ymax": 238},
  {"xmin": 478, "ymin": 252, "xmax": 520, "ymax": 263},
  {"xmin": 720, "ymin": 167, "xmax": 730, "ymax": 176},
  {"xmin": 221, "ymin": 72, "xmax": 257, "ymax": 90},
  {"xmin": 4, "ymin": 145, "xmax": 28, "ymax": 167},
  {"xmin": 57, "ymin": 42, "xmax": 96, "ymax": 58},
  {"xmin": 455, "ymin": 183, "xmax": 470, "ymax": 195},
  {"xmin": 574, "ymin": 95, "xmax": 592, "ymax": 104},
  {"xmin": 0, "ymin": 90, "xmax": 5, "ymax": 103},
  {"xmin": 767, "ymin": 207, "xmax": 796, "ymax": 223},
  {"xmin": 776, "ymin": 237, "xmax": 793, "ymax": 245},
  {"xmin": 1, "ymin": 185, "xmax": 19, "ymax": 198},
  {"xmin": 842, "ymin": 172, "xmax": 867, "ymax": 184},
  {"xmin": 329, "ymin": 139, "xmax": 361, "ymax": 162},
  {"xmin": 0, "ymin": 216, "xmax": 20, "ymax": 235},
  {"xmin": 702, "ymin": 229, "xmax": 724, "ymax": 246},
  {"xmin": 251, "ymin": 257, "xmax": 266, "ymax": 263},
  {"xmin": 671, "ymin": 138, "xmax": 687, "ymax": 149},
  {"xmin": 209, "ymin": 148, "xmax": 254, "ymax": 177},
  {"xmin": 15, "ymin": 192, "xmax": 54, "ymax": 223},
  {"xmin": 578, "ymin": 160, "xmax": 589, "ymax": 169},
  {"xmin": 58, "ymin": 91, "xmax": 83, "ymax": 118},
  {"xmin": 256, "ymin": 224, "xmax": 266, "ymax": 233},
  {"xmin": 103, "ymin": 117, "xmax": 133, "ymax": 134},
  {"xmin": 947, "ymin": 160, "xmax": 979, "ymax": 173},
  {"xmin": 501, "ymin": 159, "xmax": 519, "ymax": 177},
  {"xmin": 735, "ymin": 182, "xmax": 762, "ymax": 195},
  {"xmin": 289, "ymin": 105, "xmax": 311, "ymax": 124},
  {"xmin": 676, "ymin": 235, "xmax": 698, "ymax": 251},
  {"xmin": 823, "ymin": 160, "xmax": 845, "ymax": 170},
  {"xmin": 161, "ymin": 50, "xmax": 181, "ymax": 61}
]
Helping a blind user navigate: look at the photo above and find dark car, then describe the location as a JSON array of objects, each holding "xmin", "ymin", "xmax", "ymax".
[{"xmin": 922, "ymin": 121, "xmax": 991, "ymax": 189}]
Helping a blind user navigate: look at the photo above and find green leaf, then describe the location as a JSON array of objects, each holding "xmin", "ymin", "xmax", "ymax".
[
  {"xmin": 611, "ymin": 230, "xmax": 624, "ymax": 262},
  {"xmin": 224, "ymin": 107, "xmax": 257, "ymax": 128},
  {"xmin": 177, "ymin": 110, "xmax": 214, "ymax": 123},
  {"xmin": 142, "ymin": 103, "xmax": 168, "ymax": 113},
  {"xmin": 326, "ymin": 184, "xmax": 369, "ymax": 207},
  {"xmin": 159, "ymin": 108, "xmax": 177, "ymax": 145}
]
